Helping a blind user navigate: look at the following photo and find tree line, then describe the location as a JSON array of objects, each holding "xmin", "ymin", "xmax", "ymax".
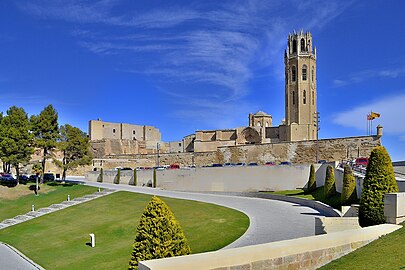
[{"xmin": 0, "ymin": 104, "xmax": 92, "ymax": 183}]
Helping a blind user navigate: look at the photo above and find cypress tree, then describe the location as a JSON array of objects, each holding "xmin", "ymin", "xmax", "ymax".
[
  {"xmin": 307, "ymin": 164, "xmax": 316, "ymax": 193},
  {"xmin": 324, "ymin": 165, "xmax": 336, "ymax": 198},
  {"xmin": 132, "ymin": 168, "xmax": 137, "ymax": 186},
  {"xmin": 359, "ymin": 146, "xmax": 399, "ymax": 227},
  {"xmin": 341, "ymin": 165, "xmax": 357, "ymax": 206},
  {"xmin": 129, "ymin": 196, "xmax": 191, "ymax": 270},
  {"xmin": 153, "ymin": 169, "xmax": 157, "ymax": 188},
  {"xmin": 114, "ymin": 168, "xmax": 121, "ymax": 184},
  {"xmin": 97, "ymin": 168, "xmax": 103, "ymax": 183}
]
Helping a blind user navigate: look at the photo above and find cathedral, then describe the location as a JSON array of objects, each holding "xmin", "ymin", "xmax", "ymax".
[{"xmin": 188, "ymin": 30, "xmax": 319, "ymax": 152}]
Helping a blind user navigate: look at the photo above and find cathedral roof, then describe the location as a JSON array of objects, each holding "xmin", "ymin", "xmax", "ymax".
[{"xmin": 254, "ymin": 111, "xmax": 271, "ymax": 116}]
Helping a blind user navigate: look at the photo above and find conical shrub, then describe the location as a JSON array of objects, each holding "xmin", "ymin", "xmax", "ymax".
[
  {"xmin": 324, "ymin": 165, "xmax": 336, "ymax": 198},
  {"xmin": 341, "ymin": 165, "xmax": 357, "ymax": 206},
  {"xmin": 129, "ymin": 196, "xmax": 191, "ymax": 270},
  {"xmin": 359, "ymin": 146, "xmax": 399, "ymax": 227},
  {"xmin": 307, "ymin": 164, "xmax": 316, "ymax": 193}
]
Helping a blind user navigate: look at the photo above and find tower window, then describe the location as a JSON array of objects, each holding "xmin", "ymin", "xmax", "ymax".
[
  {"xmin": 312, "ymin": 66, "xmax": 314, "ymax": 81},
  {"xmin": 301, "ymin": 38, "xmax": 305, "ymax": 52},
  {"xmin": 112, "ymin": 128, "xmax": 116, "ymax": 133},
  {"xmin": 257, "ymin": 122, "xmax": 261, "ymax": 127},
  {"xmin": 292, "ymin": 66, "xmax": 296, "ymax": 82},
  {"xmin": 133, "ymin": 130, "xmax": 136, "ymax": 135},
  {"xmin": 303, "ymin": 90, "xmax": 307, "ymax": 104},
  {"xmin": 292, "ymin": 91, "xmax": 295, "ymax": 105},
  {"xmin": 302, "ymin": 65, "xmax": 307, "ymax": 81},
  {"xmin": 292, "ymin": 39, "xmax": 297, "ymax": 53},
  {"xmin": 312, "ymin": 91, "xmax": 315, "ymax": 105}
]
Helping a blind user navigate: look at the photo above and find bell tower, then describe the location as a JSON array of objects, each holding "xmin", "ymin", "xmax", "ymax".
[{"xmin": 284, "ymin": 30, "xmax": 317, "ymax": 141}]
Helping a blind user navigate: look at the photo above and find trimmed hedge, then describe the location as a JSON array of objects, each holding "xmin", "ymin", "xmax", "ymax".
[
  {"xmin": 341, "ymin": 165, "xmax": 357, "ymax": 206},
  {"xmin": 324, "ymin": 165, "xmax": 336, "ymax": 198},
  {"xmin": 307, "ymin": 164, "xmax": 316, "ymax": 193},
  {"xmin": 359, "ymin": 146, "xmax": 399, "ymax": 227},
  {"xmin": 129, "ymin": 196, "xmax": 191, "ymax": 270}
]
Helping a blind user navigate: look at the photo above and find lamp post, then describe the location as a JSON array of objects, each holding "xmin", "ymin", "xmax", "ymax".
[{"xmin": 313, "ymin": 112, "xmax": 320, "ymax": 163}]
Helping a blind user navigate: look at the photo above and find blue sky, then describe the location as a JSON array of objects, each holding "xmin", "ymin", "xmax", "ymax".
[{"xmin": 1, "ymin": 0, "xmax": 404, "ymax": 161}]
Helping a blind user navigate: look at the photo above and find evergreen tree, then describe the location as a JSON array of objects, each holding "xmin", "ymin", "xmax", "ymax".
[
  {"xmin": 129, "ymin": 196, "xmax": 190, "ymax": 270},
  {"xmin": 359, "ymin": 146, "xmax": 399, "ymax": 227},
  {"xmin": 114, "ymin": 168, "xmax": 121, "ymax": 184},
  {"xmin": 0, "ymin": 106, "xmax": 34, "ymax": 182},
  {"xmin": 341, "ymin": 165, "xmax": 357, "ymax": 206},
  {"xmin": 97, "ymin": 168, "xmax": 103, "ymax": 183},
  {"xmin": 307, "ymin": 164, "xmax": 316, "ymax": 193},
  {"xmin": 54, "ymin": 124, "xmax": 92, "ymax": 180},
  {"xmin": 324, "ymin": 165, "xmax": 337, "ymax": 198},
  {"xmin": 153, "ymin": 168, "xmax": 157, "ymax": 188},
  {"xmin": 30, "ymin": 105, "xmax": 59, "ymax": 182},
  {"xmin": 133, "ymin": 168, "xmax": 137, "ymax": 186}
]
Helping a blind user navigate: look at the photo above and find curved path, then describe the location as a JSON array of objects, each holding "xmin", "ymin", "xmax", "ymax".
[{"xmin": 80, "ymin": 180, "xmax": 325, "ymax": 248}]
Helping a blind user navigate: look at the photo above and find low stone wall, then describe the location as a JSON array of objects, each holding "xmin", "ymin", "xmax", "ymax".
[
  {"xmin": 315, "ymin": 217, "xmax": 360, "ymax": 235},
  {"xmin": 139, "ymin": 224, "xmax": 401, "ymax": 270},
  {"xmin": 384, "ymin": 193, "xmax": 405, "ymax": 224}
]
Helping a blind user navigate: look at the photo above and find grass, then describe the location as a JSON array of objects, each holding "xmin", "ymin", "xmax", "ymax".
[
  {"xmin": 0, "ymin": 182, "xmax": 97, "ymax": 221},
  {"xmin": 319, "ymin": 222, "xmax": 405, "ymax": 270},
  {"xmin": 0, "ymin": 191, "xmax": 249, "ymax": 270},
  {"xmin": 267, "ymin": 186, "xmax": 349, "ymax": 209}
]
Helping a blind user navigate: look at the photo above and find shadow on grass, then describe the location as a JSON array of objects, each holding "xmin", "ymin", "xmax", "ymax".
[{"xmin": 46, "ymin": 182, "xmax": 77, "ymax": 187}]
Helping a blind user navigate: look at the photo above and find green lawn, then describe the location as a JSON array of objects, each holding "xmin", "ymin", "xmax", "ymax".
[
  {"xmin": 0, "ymin": 183, "xmax": 98, "ymax": 221},
  {"xmin": 319, "ymin": 222, "xmax": 405, "ymax": 270},
  {"xmin": 0, "ymin": 191, "xmax": 249, "ymax": 270},
  {"xmin": 268, "ymin": 186, "xmax": 348, "ymax": 209}
]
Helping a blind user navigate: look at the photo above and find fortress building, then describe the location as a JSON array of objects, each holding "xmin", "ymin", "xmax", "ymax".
[{"xmin": 89, "ymin": 30, "xmax": 381, "ymax": 164}]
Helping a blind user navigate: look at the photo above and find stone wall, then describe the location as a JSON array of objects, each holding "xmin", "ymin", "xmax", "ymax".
[
  {"xmin": 139, "ymin": 224, "xmax": 402, "ymax": 270},
  {"xmin": 218, "ymin": 135, "xmax": 380, "ymax": 164}
]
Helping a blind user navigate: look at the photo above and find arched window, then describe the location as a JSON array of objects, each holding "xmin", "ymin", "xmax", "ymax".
[
  {"xmin": 308, "ymin": 40, "xmax": 311, "ymax": 51},
  {"xmin": 292, "ymin": 91, "xmax": 295, "ymax": 105},
  {"xmin": 301, "ymin": 38, "xmax": 305, "ymax": 52},
  {"xmin": 292, "ymin": 66, "xmax": 296, "ymax": 82},
  {"xmin": 303, "ymin": 90, "xmax": 307, "ymax": 104},
  {"xmin": 265, "ymin": 122, "xmax": 269, "ymax": 127},
  {"xmin": 257, "ymin": 122, "xmax": 261, "ymax": 127},
  {"xmin": 311, "ymin": 66, "xmax": 314, "ymax": 82},
  {"xmin": 302, "ymin": 65, "xmax": 307, "ymax": 81},
  {"xmin": 292, "ymin": 39, "xmax": 297, "ymax": 53}
]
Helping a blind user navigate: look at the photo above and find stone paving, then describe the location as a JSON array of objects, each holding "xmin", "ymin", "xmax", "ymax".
[{"xmin": 0, "ymin": 188, "xmax": 116, "ymax": 230}]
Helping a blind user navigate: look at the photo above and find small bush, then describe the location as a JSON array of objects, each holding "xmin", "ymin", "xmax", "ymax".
[
  {"xmin": 129, "ymin": 196, "xmax": 190, "ymax": 270},
  {"xmin": 324, "ymin": 165, "xmax": 337, "ymax": 198},
  {"xmin": 97, "ymin": 168, "xmax": 103, "ymax": 183},
  {"xmin": 359, "ymin": 146, "xmax": 399, "ymax": 227},
  {"xmin": 307, "ymin": 164, "xmax": 316, "ymax": 193},
  {"xmin": 341, "ymin": 165, "xmax": 357, "ymax": 206},
  {"xmin": 114, "ymin": 168, "xmax": 120, "ymax": 184}
]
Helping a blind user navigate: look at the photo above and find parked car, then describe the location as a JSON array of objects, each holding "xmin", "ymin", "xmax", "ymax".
[
  {"xmin": 317, "ymin": 160, "xmax": 327, "ymax": 164},
  {"xmin": 18, "ymin": 175, "xmax": 29, "ymax": 183},
  {"xmin": 43, "ymin": 173, "xmax": 55, "ymax": 182},
  {"xmin": 169, "ymin": 164, "xmax": 180, "ymax": 169},
  {"xmin": 280, "ymin": 161, "xmax": 292, "ymax": 165},
  {"xmin": 355, "ymin": 157, "xmax": 369, "ymax": 167},
  {"xmin": 211, "ymin": 163, "xmax": 223, "ymax": 167},
  {"xmin": 0, "ymin": 174, "xmax": 17, "ymax": 186},
  {"xmin": 29, "ymin": 175, "xmax": 38, "ymax": 182},
  {"xmin": 223, "ymin": 163, "xmax": 235, "ymax": 167},
  {"xmin": 235, "ymin": 162, "xmax": 246, "ymax": 166},
  {"xmin": 248, "ymin": 162, "xmax": 258, "ymax": 166},
  {"xmin": 264, "ymin": 162, "xmax": 276, "ymax": 166}
]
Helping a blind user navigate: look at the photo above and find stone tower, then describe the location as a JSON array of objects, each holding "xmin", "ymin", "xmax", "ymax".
[{"xmin": 284, "ymin": 30, "xmax": 317, "ymax": 141}]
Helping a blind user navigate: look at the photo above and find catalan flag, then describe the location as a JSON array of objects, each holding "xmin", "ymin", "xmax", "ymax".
[{"xmin": 370, "ymin": 112, "xmax": 380, "ymax": 119}]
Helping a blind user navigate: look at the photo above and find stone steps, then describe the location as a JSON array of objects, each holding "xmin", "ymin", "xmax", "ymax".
[{"xmin": 0, "ymin": 188, "xmax": 116, "ymax": 230}]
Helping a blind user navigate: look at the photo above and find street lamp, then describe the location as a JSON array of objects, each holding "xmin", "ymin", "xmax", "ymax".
[{"xmin": 313, "ymin": 112, "xmax": 320, "ymax": 162}]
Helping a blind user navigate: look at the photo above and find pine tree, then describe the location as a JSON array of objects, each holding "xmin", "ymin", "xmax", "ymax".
[
  {"xmin": 129, "ymin": 196, "xmax": 191, "ymax": 270},
  {"xmin": 359, "ymin": 146, "xmax": 399, "ymax": 227},
  {"xmin": 341, "ymin": 165, "xmax": 357, "ymax": 206},
  {"xmin": 307, "ymin": 164, "xmax": 316, "ymax": 193},
  {"xmin": 324, "ymin": 165, "xmax": 337, "ymax": 198}
]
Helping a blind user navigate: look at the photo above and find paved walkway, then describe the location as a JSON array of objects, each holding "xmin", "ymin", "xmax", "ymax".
[{"xmin": 81, "ymin": 181, "xmax": 326, "ymax": 248}]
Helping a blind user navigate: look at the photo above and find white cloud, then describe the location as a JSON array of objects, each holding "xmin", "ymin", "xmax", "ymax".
[
  {"xmin": 333, "ymin": 93, "xmax": 405, "ymax": 135},
  {"xmin": 333, "ymin": 67, "xmax": 405, "ymax": 87}
]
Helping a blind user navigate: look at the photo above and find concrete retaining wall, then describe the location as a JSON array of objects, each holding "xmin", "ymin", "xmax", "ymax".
[
  {"xmin": 315, "ymin": 217, "xmax": 360, "ymax": 235},
  {"xmin": 139, "ymin": 224, "xmax": 401, "ymax": 270}
]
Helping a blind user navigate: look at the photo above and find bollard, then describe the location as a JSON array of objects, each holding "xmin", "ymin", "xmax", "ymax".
[
  {"xmin": 67, "ymin": 195, "xmax": 70, "ymax": 201},
  {"xmin": 89, "ymin": 233, "xmax": 95, "ymax": 248},
  {"xmin": 32, "ymin": 205, "xmax": 35, "ymax": 212}
]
